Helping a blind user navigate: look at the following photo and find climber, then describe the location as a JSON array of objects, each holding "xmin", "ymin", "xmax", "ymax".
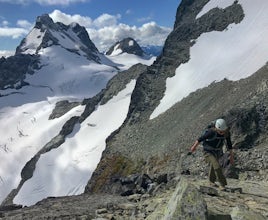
[{"xmin": 190, "ymin": 118, "xmax": 234, "ymax": 191}]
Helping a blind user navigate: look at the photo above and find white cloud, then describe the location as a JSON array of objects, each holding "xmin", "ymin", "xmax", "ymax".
[
  {"xmin": 36, "ymin": 0, "xmax": 88, "ymax": 5},
  {"xmin": 0, "ymin": 0, "xmax": 88, "ymax": 5},
  {"xmin": 87, "ymin": 21, "xmax": 171, "ymax": 52},
  {"xmin": 17, "ymin": 20, "xmax": 33, "ymax": 29},
  {"xmin": 50, "ymin": 10, "xmax": 172, "ymax": 52},
  {"xmin": 49, "ymin": 9, "xmax": 92, "ymax": 27},
  {"xmin": 0, "ymin": 27, "xmax": 29, "ymax": 38},
  {"xmin": 0, "ymin": 18, "xmax": 32, "ymax": 39},
  {"xmin": 0, "ymin": 50, "xmax": 14, "ymax": 57},
  {"xmin": 137, "ymin": 16, "xmax": 153, "ymax": 23},
  {"xmin": 1, "ymin": 20, "xmax": 9, "ymax": 27},
  {"xmin": 93, "ymin": 13, "xmax": 121, "ymax": 28},
  {"xmin": 125, "ymin": 9, "xmax": 132, "ymax": 15}
]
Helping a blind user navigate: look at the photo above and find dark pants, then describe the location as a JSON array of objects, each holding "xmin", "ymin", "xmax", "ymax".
[{"xmin": 204, "ymin": 152, "xmax": 227, "ymax": 187}]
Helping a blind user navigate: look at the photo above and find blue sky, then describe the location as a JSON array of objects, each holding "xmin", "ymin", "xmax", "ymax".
[{"xmin": 0, "ymin": 0, "xmax": 182, "ymax": 56}]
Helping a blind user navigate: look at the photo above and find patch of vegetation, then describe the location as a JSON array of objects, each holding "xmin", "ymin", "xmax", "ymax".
[{"xmin": 89, "ymin": 153, "xmax": 145, "ymax": 193}]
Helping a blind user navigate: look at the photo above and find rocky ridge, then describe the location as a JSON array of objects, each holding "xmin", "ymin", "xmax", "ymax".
[
  {"xmin": 0, "ymin": 54, "xmax": 39, "ymax": 91},
  {"xmin": 1, "ymin": 175, "xmax": 267, "ymax": 219}
]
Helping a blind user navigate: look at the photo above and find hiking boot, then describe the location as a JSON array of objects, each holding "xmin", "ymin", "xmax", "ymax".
[{"xmin": 209, "ymin": 182, "xmax": 218, "ymax": 187}]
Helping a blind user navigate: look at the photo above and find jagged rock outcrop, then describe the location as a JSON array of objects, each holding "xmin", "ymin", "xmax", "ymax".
[
  {"xmin": 87, "ymin": 62, "xmax": 268, "ymax": 192},
  {"xmin": 159, "ymin": 177, "xmax": 208, "ymax": 220},
  {"xmin": 0, "ymin": 54, "xmax": 39, "ymax": 90},
  {"xmin": 49, "ymin": 100, "xmax": 80, "ymax": 119},
  {"xmin": 106, "ymin": 37, "xmax": 145, "ymax": 56}
]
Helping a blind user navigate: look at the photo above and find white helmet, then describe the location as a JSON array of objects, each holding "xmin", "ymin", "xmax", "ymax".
[{"xmin": 215, "ymin": 118, "xmax": 227, "ymax": 131}]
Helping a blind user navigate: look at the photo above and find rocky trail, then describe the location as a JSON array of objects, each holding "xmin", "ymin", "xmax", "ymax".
[{"xmin": 1, "ymin": 174, "xmax": 267, "ymax": 219}]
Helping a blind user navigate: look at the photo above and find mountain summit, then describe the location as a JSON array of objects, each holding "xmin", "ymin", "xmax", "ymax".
[
  {"xmin": 106, "ymin": 37, "xmax": 145, "ymax": 56},
  {"xmin": 16, "ymin": 14, "xmax": 100, "ymax": 63},
  {"xmin": 0, "ymin": 14, "xmax": 122, "ymax": 108}
]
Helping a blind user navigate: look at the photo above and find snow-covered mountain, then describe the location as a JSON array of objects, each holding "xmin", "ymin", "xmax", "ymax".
[
  {"xmin": 16, "ymin": 14, "xmax": 100, "ymax": 62},
  {"xmin": 1, "ymin": 1, "xmax": 268, "ymax": 218},
  {"xmin": 105, "ymin": 37, "xmax": 155, "ymax": 71},
  {"xmin": 106, "ymin": 37, "xmax": 145, "ymax": 57},
  {"xmin": 1, "ymin": 14, "xmax": 117, "ymax": 108},
  {"xmin": 0, "ymin": 14, "xmax": 155, "ymax": 206}
]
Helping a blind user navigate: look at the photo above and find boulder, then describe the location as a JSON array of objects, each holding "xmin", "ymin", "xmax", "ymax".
[{"xmin": 148, "ymin": 177, "xmax": 208, "ymax": 219}]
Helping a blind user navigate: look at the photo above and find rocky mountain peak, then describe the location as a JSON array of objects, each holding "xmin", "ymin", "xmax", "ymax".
[
  {"xmin": 16, "ymin": 14, "xmax": 100, "ymax": 63},
  {"xmin": 106, "ymin": 37, "xmax": 145, "ymax": 56},
  {"xmin": 35, "ymin": 14, "xmax": 55, "ymax": 31}
]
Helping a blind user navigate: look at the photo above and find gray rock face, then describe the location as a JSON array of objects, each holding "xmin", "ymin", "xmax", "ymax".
[
  {"xmin": 106, "ymin": 37, "xmax": 145, "ymax": 56},
  {"xmin": 49, "ymin": 100, "xmax": 80, "ymax": 119},
  {"xmin": 0, "ymin": 54, "xmax": 39, "ymax": 90},
  {"xmin": 87, "ymin": 1, "xmax": 248, "ymax": 193}
]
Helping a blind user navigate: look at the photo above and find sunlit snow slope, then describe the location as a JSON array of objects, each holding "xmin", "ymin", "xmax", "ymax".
[
  {"xmin": 13, "ymin": 80, "xmax": 136, "ymax": 206},
  {"xmin": 151, "ymin": 0, "xmax": 268, "ymax": 119},
  {"xmin": 0, "ymin": 99, "xmax": 85, "ymax": 203}
]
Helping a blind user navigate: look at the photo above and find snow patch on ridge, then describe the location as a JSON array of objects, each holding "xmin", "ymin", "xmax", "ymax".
[
  {"xmin": 20, "ymin": 28, "xmax": 45, "ymax": 54},
  {"xmin": 196, "ymin": 0, "xmax": 236, "ymax": 18}
]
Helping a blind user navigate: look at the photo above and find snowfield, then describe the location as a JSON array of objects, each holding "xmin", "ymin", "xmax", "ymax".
[{"xmin": 13, "ymin": 80, "xmax": 136, "ymax": 206}]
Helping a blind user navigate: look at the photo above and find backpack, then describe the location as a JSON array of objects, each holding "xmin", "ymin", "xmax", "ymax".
[
  {"xmin": 202, "ymin": 121, "xmax": 217, "ymax": 141},
  {"xmin": 202, "ymin": 120, "xmax": 230, "ymax": 139},
  {"xmin": 206, "ymin": 121, "xmax": 216, "ymax": 129}
]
